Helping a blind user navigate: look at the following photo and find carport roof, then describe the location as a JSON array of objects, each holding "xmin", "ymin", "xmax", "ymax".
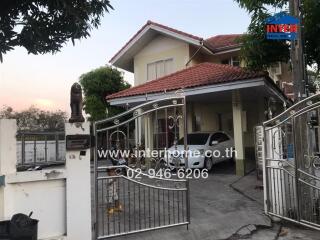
[{"xmin": 106, "ymin": 62, "xmax": 268, "ymax": 100}]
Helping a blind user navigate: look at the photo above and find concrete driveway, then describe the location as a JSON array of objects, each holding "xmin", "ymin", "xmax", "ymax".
[{"xmin": 103, "ymin": 161, "xmax": 269, "ymax": 240}]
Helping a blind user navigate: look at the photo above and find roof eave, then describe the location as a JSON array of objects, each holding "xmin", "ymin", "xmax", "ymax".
[
  {"xmin": 211, "ymin": 44, "xmax": 243, "ymax": 55},
  {"xmin": 107, "ymin": 77, "xmax": 267, "ymax": 106}
]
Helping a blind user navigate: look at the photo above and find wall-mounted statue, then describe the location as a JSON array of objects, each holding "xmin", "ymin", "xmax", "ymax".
[{"xmin": 69, "ymin": 83, "xmax": 85, "ymax": 123}]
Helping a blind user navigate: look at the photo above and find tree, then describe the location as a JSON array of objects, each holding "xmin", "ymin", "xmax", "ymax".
[
  {"xmin": 308, "ymin": 69, "xmax": 320, "ymax": 93},
  {"xmin": 79, "ymin": 66, "xmax": 131, "ymax": 121},
  {"xmin": 0, "ymin": 106, "xmax": 14, "ymax": 118},
  {"xmin": 0, "ymin": 106, "xmax": 68, "ymax": 131},
  {"xmin": 304, "ymin": 0, "xmax": 320, "ymax": 74},
  {"xmin": 0, "ymin": 0, "xmax": 113, "ymax": 62},
  {"xmin": 234, "ymin": 0, "xmax": 320, "ymax": 73}
]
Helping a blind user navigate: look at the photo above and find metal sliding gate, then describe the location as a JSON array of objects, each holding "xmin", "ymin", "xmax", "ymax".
[
  {"xmin": 263, "ymin": 93, "xmax": 320, "ymax": 230},
  {"xmin": 93, "ymin": 96, "xmax": 190, "ymax": 239}
]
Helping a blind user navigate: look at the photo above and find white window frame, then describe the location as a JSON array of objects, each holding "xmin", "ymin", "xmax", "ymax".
[
  {"xmin": 221, "ymin": 56, "xmax": 240, "ymax": 67},
  {"xmin": 147, "ymin": 58, "xmax": 174, "ymax": 81},
  {"xmin": 231, "ymin": 56, "xmax": 240, "ymax": 67}
]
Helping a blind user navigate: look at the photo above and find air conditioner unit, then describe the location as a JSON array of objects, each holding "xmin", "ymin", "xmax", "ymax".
[{"xmin": 268, "ymin": 62, "xmax": 282, "ymax": 76}]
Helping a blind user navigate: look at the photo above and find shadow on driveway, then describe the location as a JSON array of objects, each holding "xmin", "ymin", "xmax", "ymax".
[{"xmin": 110, "ymin": 169, "xmax": 271, "ymax": 240}]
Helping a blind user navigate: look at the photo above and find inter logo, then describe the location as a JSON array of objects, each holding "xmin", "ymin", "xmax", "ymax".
[{"xmin": 266, "ymin": 12, "xmax": 299, "ymax": 40}]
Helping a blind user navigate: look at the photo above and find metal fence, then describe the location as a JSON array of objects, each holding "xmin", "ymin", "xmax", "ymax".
[
  {"xmin": 93, "ymin": 95, "xmax": 190, "ymax": 239},
  {"xmin": 16, "ymin": 131, "xmax": 66, "ymax": 170},
  {"xmin": 263, "ymin": 93, "xmax": 320, "ymax": 230},
  {"xmin": 254, "ymin": 126, "xmax": 264, "ymax": 180},
  {"xmin": 96, "ymin": 165, "xmax": 188, "ymax": 239}
]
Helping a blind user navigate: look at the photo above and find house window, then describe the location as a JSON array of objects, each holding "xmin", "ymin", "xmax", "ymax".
[
  {"xmin": 147, "ymin": 58, "xmax": 173, "ymax": 81},
  {"xmin": 231, "ymin": 57, "xmax": 240, "ymax": 67},
  {"xmin": 221, "ymin": 56, "xmax": 240, "ymax": 67}
]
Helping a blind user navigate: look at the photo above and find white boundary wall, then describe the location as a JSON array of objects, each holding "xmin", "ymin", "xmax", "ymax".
[{"xmin": 0, "ymin": 119, "xmax": 92, "ymax": 240}]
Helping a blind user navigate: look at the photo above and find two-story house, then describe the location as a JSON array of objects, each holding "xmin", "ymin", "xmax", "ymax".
[{"xmin": 106, "ymin": 21, "xmax": 292, "ymax": 176}]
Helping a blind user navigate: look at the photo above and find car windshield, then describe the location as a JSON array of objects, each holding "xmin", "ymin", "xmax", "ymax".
[{"xmin": 177, "ymin": 133, "xmax": 209, "ymax": 145}]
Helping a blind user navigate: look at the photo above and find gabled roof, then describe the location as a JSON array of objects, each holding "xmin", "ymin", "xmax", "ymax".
[
  {"xmin": 106, "ymin": 63, "xmax": 267, "ymax": 100},
  {"xmin": 109, "ymin": 21, "xmax": 209, "ymax": 72},
  {"xmin": 109, "ymin": 20, "xmax": 244, "ymax": 72},
  {"xmin": 109, "ymin": 21, "xmax": 203, "ymax": 63},
  {"xmin": 205, "ymin": 34, "xmax": 243, "ymax": 52}
]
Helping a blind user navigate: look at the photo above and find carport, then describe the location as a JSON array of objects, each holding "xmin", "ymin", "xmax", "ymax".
[{"xmin": 106, "ymin": 63, "xmax": 290, "ymax": 176}]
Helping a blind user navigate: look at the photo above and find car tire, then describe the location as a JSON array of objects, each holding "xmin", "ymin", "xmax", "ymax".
[{"xmin": 204, "ymin": 157, "xmax": 213, "ymax": 171}]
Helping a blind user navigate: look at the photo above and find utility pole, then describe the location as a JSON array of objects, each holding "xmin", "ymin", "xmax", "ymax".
[{"xmin": 290, "ymin": 0, "xmax": 308, "ymax": 101}]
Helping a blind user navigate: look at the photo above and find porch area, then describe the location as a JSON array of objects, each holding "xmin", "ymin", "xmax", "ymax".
[{"xmin": 107, "ymin": 65, "xmax": 289, "ymax": 176}]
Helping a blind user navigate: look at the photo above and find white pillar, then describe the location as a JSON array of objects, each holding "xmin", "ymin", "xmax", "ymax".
[
  {"xmin": 0, "ymin": 119, "xmax": 17, "ymax": 219},
  {"xmin": 144, "ymin": 114, "xmax": 153, "ymax": 151},
  {"xmin": 0, "ymin": 119, "xmax": 17, "ymax": 175},
  {"xmin": 65, "ymin": 122, "xmax": 92, "ymax": 240},
  {"xmin": 187, "ymin": 103, "xmax": 193, "ymax": 133},
  {"xmin": 135, "ymin": 109, "xmax": 142, "ymax": 146},
  {"xmin": 232, "ymin": 90, "xmax": 245, "ymax": 176}
]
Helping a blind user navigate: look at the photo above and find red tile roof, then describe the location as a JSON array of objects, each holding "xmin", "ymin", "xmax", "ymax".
[
  {"xmin": 106, "ymin": 63, "xmax": 266, "ymax": 100},
  {"xmin": 109, "ymin": 20, "xmax": 203, "ymax": 63},
  {"xmin": 205, "ymin": 34, "xmax": 243, "ymax": 52},
  {"xmin": 109, "ymin": 21, "xmax": 245, "ymax": 64},
  {"xmin": 149, "ymin": 21, "xmax": 203, "ymax": 41}
]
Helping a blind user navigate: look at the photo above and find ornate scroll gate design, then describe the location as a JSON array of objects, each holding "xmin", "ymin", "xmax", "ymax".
[
  {"xmin": 263, "ymin": 93, "xmax": 320, "ymax": 230},
  {"xmin": 93, "ymin": 96, "xmax": 190, "ymax": 239}
]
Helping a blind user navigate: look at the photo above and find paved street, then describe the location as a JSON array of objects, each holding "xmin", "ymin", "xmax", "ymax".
[{"xmin": 91, "ymin": 161, "xmax": 320, "ymax": 240}]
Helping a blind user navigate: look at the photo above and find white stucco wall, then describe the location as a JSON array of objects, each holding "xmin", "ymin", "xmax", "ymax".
[
  {"xmin": 134, "ymin": 35, "xmax": 189, "ymax": 85},
  {"xmin": 0, "ymin": 119, "xmax": 17, "ymax": 175},
  {"xmin": 0, "ymin": 119, "xmax": 17, "ymax": 218},
  {"xmin": 190, "ymin": 102, "xmax": 233, "ymax": 134},
  {"xmin": 65, "ymin": 122, "xmax": 92, "ymax": 240},
  {"xmin": 4, "ymin": 173, "xmax": 67, "ymax": 239},
  {"xmin": 0, "ymin": 119, "xmax": 67, "ymax": 239},
  {"xmin": 188, "ymin": 99, "xmax": 264, "ymax": 148},
  {"xmin": 0, "ymin": 120, "xmax": 92, "ymax": 240}
]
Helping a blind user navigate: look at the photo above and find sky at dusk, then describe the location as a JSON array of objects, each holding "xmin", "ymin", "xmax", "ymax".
[{"xmin": 0, "ymin": 0, "xmax": 252, "ymax": 113}]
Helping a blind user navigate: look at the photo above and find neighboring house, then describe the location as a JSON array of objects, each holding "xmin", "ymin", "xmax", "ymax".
[{"xmin": 106, "ymin": 20, "xmax": 292, "ymax": 176}]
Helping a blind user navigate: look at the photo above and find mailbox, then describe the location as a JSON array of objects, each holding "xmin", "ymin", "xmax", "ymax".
[{"xmin": 66, "ymin": 135, "xmax": 93, "ymax": 150}]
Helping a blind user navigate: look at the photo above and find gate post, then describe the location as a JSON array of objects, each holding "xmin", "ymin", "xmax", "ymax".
[
  {"xmin": 0, "ymin": 119, "xmax": 17, "ymax": 219},
  {"xmin": 261, "ymin": 126, "xmax": 268, "ymax": 214},
  {"xmin": 65, "ymin": 122, "xmax": 92, "ymax": 240}
]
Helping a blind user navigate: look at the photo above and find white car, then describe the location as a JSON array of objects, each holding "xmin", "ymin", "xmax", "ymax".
[{"xmin": 165, "ymin": 132, "xmax": 234, "ymax": 171}]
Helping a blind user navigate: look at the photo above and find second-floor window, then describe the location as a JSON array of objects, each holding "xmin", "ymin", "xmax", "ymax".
[
  {"xmin": 147, "ymin": 58, "xmax": 174, "ymax": 81},
  {"xmin": 221, "ymin": 56, "xmax": 240, "ymax": 67}
]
